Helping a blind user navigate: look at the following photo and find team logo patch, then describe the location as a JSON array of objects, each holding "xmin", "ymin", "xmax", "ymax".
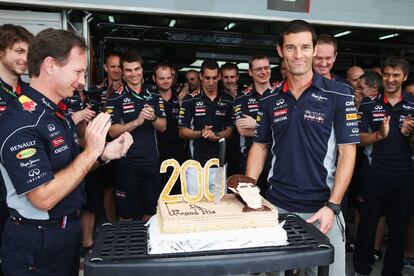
[
  {"xmin": 248, "ymin": 104, "xmax": 259, "ymax": 109},
  {"xmin": 0, "ymin": 106, "xmax": 6, "ymax": 112},
  {"xmin": 16, "ymin": 148, "xmax": 36, "ymax": 159},
  {"xmin": 195, "ymin": 108, "xmax": 206, "ymax": 113},
  {"xmin": 274, "ymin": 109, "xmax": 288, "ymax": 117},
  {"xmin": 106, "ymin": 108, "xmax": 113, "ymax": 114},
  {"xmin": 346, "ymin": 113, "xmax": 357, "ymax": 120},
  {"xmin": 372, "ymin": 113, "xmax": 385, "ymax": 118},
  {"xmin": 52, "ymin": 136, "xmax": 65, "ymax": 147},
  {"xmin": 122, "ymin": 104, "xmax": 134, "ymax": 110},
  {"xmin": 19, "ymin": 95, "xmax": 37, "ymax": 112}
]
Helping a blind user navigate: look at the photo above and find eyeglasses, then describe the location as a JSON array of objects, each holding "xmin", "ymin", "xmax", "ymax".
[{"xmin": 252, "ymin": 66, "xmax": 271, "ymax": 73}]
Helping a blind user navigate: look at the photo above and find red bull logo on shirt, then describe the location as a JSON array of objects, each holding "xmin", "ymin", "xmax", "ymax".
[{"xmin": 18, "ymin": 95, "xmax": 37, "ymax": 112}]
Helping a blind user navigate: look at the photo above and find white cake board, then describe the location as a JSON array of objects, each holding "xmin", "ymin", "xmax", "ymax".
[{"xmin": 146, "ymin": 215, "xmax": 288, "ymax": 255}]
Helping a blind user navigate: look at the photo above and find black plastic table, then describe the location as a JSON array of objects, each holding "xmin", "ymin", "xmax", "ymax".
[{"xmin": 84, "ymin": 214, "xmax": 334, "ymax": 276}]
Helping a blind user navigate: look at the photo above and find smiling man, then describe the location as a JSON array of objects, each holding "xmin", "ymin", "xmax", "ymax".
[
  {"xmin": 353, "ymin": 56, "xmax": 414, "ymax": 276},
  {"xmin": 245, "ymin": 20, "xmax": 358, "ymax": 275},
  {"xmin": 106, "ymin": 49, "xmax": 166, "ymax": 222},
  {"xmin": 0, "ymin": 28, "xmax": 132, "ymax": 276}
]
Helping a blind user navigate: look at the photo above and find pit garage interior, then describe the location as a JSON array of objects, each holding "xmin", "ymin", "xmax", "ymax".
[{"xmin": 1, "ymin": 1, "xmax": 414, "ymax": 88}]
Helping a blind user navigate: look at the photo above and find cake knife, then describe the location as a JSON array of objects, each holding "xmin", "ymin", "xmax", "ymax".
[{"xmin": 214, "ymin": 138, "xmax": 226, "ymax": 204}]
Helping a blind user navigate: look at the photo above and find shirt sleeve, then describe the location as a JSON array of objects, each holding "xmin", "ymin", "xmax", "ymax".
[
  {"xmin": 178, "ymin": 96, "xmax": 194, "ymax": 129},
  {"xmin": 334, "ymin": 94, "xmax": 360, "ymax": 144},
  {"xmin": 233, "ymin": 96, "xmax": 243, "ymax": 123},
  {"xmin": 153, "ymin": 95, "xmax": 166, "ymax": 118},
  {"xmin": 358, "ymin": 103, "xmax": 371, "ymax": 133},
  {"xmin": 105, "ymin": 94, "xmax": 123, "ymax": 124},
  {"xmin": 224, "ymin": 100, "xmax": 234, "ymax": 128},
  {"xmin": 1, "ymin": 129, "xmax": 54, "ymax": 195},
  {"xmin": 253, "ymin": 98, "xmax": 272, "ymax": 144}
]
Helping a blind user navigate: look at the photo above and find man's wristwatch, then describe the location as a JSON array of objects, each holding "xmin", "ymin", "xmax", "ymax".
[{"xmin": 325, "ymin": 201, "xmax": 341, "ymax": 215}]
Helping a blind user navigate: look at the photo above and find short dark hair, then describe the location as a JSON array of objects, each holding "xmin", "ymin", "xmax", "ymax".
[
  {"xmin": 360, "ymin": 70, "xmax": 382, "ymax": 90},
  {"xmin": 0, "ymin": 24, "xmax": 33, "ymax": 52},
  {"xmin": 120, "ymin": 49, "xmax": 143, "ymax": 69},
  {"xmin": 382, "ymin": 56, "xmax": 410, "ymax": 76},
  {"xmin": 248, "ymin": 55, "xmax": 269, "ymax": 69},
  {"xmin": 277, "ymin": 19, "xmax": 317, "ymax": 48},
  {"xmin": 220, "ymin": 62, "xmax": 239, "ymax": 75},
  {"xmin": 200, "ymin": 60, "xmax": 219, "ymax": 75},
  {"xmin": 104, "ymin": 51, "xmax": 121, "ymax": 64},
  {"xmin": 153, "ymin": 62, "xmax": 172, "ymax": 76},
  {"xmin": 317, "ymin": 34, "xmax": 337, "ymax": 53},
  {"xmin": 28, "ymin": 28, "xmax": 87, "ymax": 78}
]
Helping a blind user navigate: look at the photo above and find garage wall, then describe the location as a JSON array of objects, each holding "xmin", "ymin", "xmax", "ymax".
[{"xmin": 1, "ymin": 0, "xmax": 414, "ymax": 29}]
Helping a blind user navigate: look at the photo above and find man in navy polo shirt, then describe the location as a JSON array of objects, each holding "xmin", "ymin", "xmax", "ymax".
[
  {"xmin": 234, "ymin": 55, "xmax": 276, "ymax": 196},
  {"xmin": 246, "ymin": 20, "xmax": 358, "ymax": 275},
  {"xmin": 0, "ymin": 29, "xmax": 132, "ymax": 276},
  {"xmin": 179, "ymin": 60, "xmax": 233, "ymax": 195},
  {"xmin": 353, "ymin": 56, "xmax": 414, "ymax": 276},
  {"xmin": 107, "ymin": 49, "xmax": 166, "ymax": 221}
]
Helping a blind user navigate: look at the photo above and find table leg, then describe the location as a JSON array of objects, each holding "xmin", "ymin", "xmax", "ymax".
[
  {"xmin": 285, "ymin": 270, "xmax": 294, "ymax": 276},
  {"xmin": 317, "ymin": 265, "xmax": 329, "ymax": 276}
]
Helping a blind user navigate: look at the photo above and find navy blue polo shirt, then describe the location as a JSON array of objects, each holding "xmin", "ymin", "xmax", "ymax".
[
  {"xmin": 87, "ymin": 78, "xmax": 124, "ymax": 114},
  {"xmin": 233, "ymin": 84, "xmax": 279, "ymax": 154},
  {"xmin": 0, "ymin": 85, "xmax": 85, "ymax": 219},
  {"xmin": 156, "ymin": 93, "xmax": 185, "ymax": 156},
  {"xmin": 0, "ymin": 77, "xmax": 24, "ymax": 115},
  {"xmin": 178, "ymin": 89, "xmax": 233, "ymax": 165},
  {"xmin": 64, "ymin": 90, "xmax": 87, "ymax": 115},
  {"xmin": 255, "ymin": 73, "xmax": 359, "ymax": 212},
  {"xmin": 106, "ymin": 84, "xmax": 166, "ymax": 166},
  {"xmin": 359, "ymin": 92, "xmax": 414, "ymax": 175}
]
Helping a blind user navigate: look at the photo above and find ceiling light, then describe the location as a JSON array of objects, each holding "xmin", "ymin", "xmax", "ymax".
[
  {"xmin": 237, "ymin": 62, "xmax": 249, "ymax": 70},
  {"xmin": 179, "ymin": 67, "xmax": 199, "ymax": 72},
  {"xmin": 224, "ymin": 22, "xmax": 236, "ymax": 31},
  {"xmin": 333, "ymin": 30, "xmax": 351, "ymax": 38},
  {"xmin": 169, "ymin": 19, "xmax": 176, "ymax": 28},
  {"xmin": 190, "ymin": 60, "xmax": 204, "ymax": 67},
  {"xmin": 270, "ymin": 64, "xmax": 279, "ymax": 68},
  {"xmin": 378, "ymin": 33, "xmax": 400, "ymax": 40},
  {"xmin": 108, "ymin": 15, "xmax": 115, "ymax": 23}
]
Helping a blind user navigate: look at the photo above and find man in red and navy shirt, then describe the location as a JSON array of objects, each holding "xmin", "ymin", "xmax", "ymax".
[
  {"xmin": 107, "ymin": 50, "xmax": 166, "ymax": 221},
  {"xmin": 246, "ymin": 20, "xmax": 358, "ymax": 275},
  {"xmin": 353, "ymin": 56, "xmax": 414, "ymax": 276},
  {"xmin": 0, "ymin": 25, "xmax": 33, "ymax": 262}
]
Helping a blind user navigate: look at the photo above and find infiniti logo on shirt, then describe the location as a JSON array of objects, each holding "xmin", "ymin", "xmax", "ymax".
[
  {"xmin": 28, "ymin": 168, "xmax": 40, "ymax": 177},
  {"xmin": 276, "ymin": 99, "xmax": 285, "ymax": 106}
]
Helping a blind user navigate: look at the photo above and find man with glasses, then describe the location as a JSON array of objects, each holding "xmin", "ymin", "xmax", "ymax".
[{"xmin": 234, "ymin": 55, "xmax": 275, "ymax": 196}]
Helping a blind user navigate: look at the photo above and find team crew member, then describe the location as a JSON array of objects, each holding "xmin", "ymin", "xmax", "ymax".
[
  {"xmin": 153, "ymin": 62, "xmax": 186, "ymax": 193},
  {"xmin": 87, "ymin": 51, "xmax": 123, "ymax": 113},
  {"xmin": 0, "ymin": 29, "xmax": 132, "ymax": 276},
  {"xmin": 246, "ymin": 20, "xmax": 358, "ymax": 275},
  {"xmin": 0, "ymin": 24, "xmax": 33, "ymax": 275},
  {"xmin": 107, "ymin": 49, "xmax": 166, "ymax": 221},
  {"xmin": 80, "ymin": 52, "xmax": 122, "ymax": 252},
  {"xmin": 220, "ymin": 62, "xmax": 240, "ymax": 175},
  {"xmin": 234, "ymin": 55, "xmax": 275, "ymax": 196},
  {"xmin": 353, "ymin": 56, "xmax": 414, "ymax": 276},
  {"xmin": 179, "ymin": 60, "xmax": 233, "ymax": 194},
  {"xmin": 178, "ymin": 69, "xmax": 200, "ymax": 101}
]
